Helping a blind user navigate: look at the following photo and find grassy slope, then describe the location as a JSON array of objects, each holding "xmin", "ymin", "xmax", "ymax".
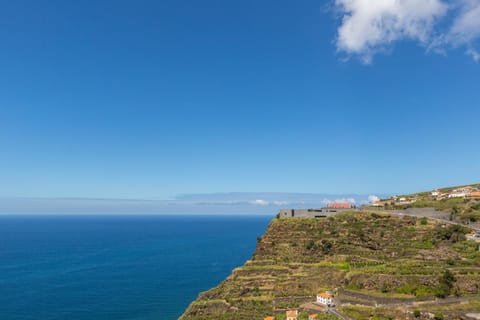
[{"xmin": 180, "ymin": 212, "xmax": 480, "ymax": 320}]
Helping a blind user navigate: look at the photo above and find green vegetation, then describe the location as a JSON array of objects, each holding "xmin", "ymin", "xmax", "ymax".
[
  {"xmin": 435, "ymin": 270, "xmax": 456, "ymax": 298},
  {"xmin": 434, "ymin": 311, "xmax": 444, "ymax": 320},
  {"xmin": 180, "ymin": 211, "xmax": 480, "ymax": 320}
]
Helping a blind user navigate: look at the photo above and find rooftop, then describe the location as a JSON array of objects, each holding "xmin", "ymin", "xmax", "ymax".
[
  {"xmin": 327, "ymin": 202, "xmax": 352, "ymax": 209},
  {"xmin": 317, "ymin": 292, "xmax": 332, "ymax": 298},
  {"xmin": 286, "ymin": 309, "xmax": 298, "ymax": 317}
]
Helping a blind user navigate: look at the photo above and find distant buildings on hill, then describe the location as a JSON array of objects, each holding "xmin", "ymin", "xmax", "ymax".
[
  {"xmin": 279, "ymin": 185, "xmax": 480, "ymax": 216},
  {"xmin": 372, "ymin": 196, "xmax": 417, "ymax": 207},
  {"xmin": 279, "ymin": 201, "xmax": 355, "ymax": 219},
  {"xmin": 263, "ymin": 290, "xmax": 335, "ymax": 319},
  {"xmin": 371, "ymin": 185, "xmax": 480, "ymax": 207},
  {"xmin": 431, "ymin": 186, "xmax": 480, "ymax": 200}
]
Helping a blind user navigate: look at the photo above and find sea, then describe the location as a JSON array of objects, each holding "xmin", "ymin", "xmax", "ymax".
[{"xmin": 0, "ymin": 215, "xmax": 271, "ymax": 320}]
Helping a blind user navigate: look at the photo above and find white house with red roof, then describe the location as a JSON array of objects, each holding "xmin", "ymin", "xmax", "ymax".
[{"xmin": 316, "ymin": 292, "xmax": 333, "ymax": 306}]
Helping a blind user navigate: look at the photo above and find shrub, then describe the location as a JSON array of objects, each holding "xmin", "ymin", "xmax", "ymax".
[
  {"xmin": 414, "ymin": 310, "xmax": 421, "ymax": 318},
  {"xmin": 420, "ymin": 217, "xmax": 428, "ymax": 225},
  {"xmin": 381, "ymin": 284, "xmax": 389, "ymax": 293},
  {"xmin": 436, "ymin": 225, "xmax": 468, "ymax": 243},
  {"xmin": 414, "ymin": 285, "xmax": 436, "ymax": 300},
  {"xmin": 305, "ymin": 240, "xmax": 315, "ymax": 250},
  {"xmin": 395, "ymin": 284, "xmax": 415, "ymax": 295},
  {"xmin": 321, "ymin": 240, "xmax": 333, "ymax": 254},
  {"xmin": 345, "ymin": 282, "xmax": 363, "ymax": 290},
  {"xmin": 434, "ymin": 312, "xmax": 444, "ymax": 320}
]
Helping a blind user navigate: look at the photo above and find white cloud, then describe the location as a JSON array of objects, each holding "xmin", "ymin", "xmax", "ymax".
[
  {"xmin": 248, "ymin": 199, "xmax": 269, "ymax": 206},
  {"xmin": 323, "ymin": 198, "xmax": 356, "ymax": 205},
  {"xmin": 339, "ymin": 198, "xmax": 356, "ymax": 204},
  {"xmin": 272, "ymin": 200, "xmax": 290, "ymax": 206},
  {"xmin": 330, "ymin": 198, "xmax": 356, "ymax": 205},
  {"xmin": 368, "ymin": 195, "xmax": 380, "ymax": 203},
  {"xmin": 335, "ymin": 0, "xmax": 447, "ymax": 63},
  {"xmin": 322, "ymin": 198, "xmax": 332, "ymax": 205},
  {"xmin": 466, "ymin": 48, "xmax": 480, "ymax": 61},
  {"xmin": 448, "ymin": 0, "xmax": 480, "ymax": 44},
  {"xmin": 448, "ymin": 1, "xmax": 480, "ymax": 61},
  {"xmin": 334, "ymin": 0, "xmax": 480, "ymax": 62}
]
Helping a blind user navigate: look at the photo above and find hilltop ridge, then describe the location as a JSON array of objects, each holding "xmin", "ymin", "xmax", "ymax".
[{"xmin": 368, "ymin": 183, "xmax": 480, "ymax": 226}]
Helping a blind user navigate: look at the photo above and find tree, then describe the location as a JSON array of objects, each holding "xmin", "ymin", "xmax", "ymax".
[
  {"xmin": 321, "ymin": 239, "xmax": 333, "ymax": 254},
  {"xmin": 436, "ymin": 270, "xmax": 456, "ymax": 298}
]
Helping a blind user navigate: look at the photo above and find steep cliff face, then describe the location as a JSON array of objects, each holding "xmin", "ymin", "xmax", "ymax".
[{"xmin": 180, "ymin": 212, "xmax": 480, "ymax": 320}]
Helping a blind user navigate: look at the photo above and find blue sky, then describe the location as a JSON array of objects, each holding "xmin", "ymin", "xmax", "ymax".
[{"xmin": 0, "ymin": 0, "xmax": 479, "ymax": 213}]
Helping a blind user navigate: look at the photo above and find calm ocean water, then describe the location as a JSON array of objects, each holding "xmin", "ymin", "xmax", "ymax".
[{"xmin": 0, "ymin": 215, "xmax": 271, "ymax": 320}]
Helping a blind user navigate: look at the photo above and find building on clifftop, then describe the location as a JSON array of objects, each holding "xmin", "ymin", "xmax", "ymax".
[{"xmin": 279, "ymin": 201, "xmax": 356, "ymax": 219}]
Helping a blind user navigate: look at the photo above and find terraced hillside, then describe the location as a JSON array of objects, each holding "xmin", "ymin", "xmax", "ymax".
[{"xmin": 180, "ymin": 211, "xmax": 480, "ymax": 320}]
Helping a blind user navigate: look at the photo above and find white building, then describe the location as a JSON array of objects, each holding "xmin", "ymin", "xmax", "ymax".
[
  {"xmin": 448, "ymin": 187, "xmax": 473, "ymax": 198},
  {"xmin": 316, "ymin": 292, "xmax": 333, "ymax": 306}
]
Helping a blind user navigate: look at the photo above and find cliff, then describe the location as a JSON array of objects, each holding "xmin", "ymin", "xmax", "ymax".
[{"xmin": 180, "ymin": 211, "xmax": 480, "ymax": 320}]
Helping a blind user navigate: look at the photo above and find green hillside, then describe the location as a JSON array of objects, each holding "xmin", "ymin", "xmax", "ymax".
[{"xmin": 180, "ymin": 211, "xmax": 480, "ymax": 320}]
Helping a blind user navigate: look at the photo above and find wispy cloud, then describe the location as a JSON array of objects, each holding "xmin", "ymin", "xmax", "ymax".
[
  {"xmin": 448, "ymin": 0, "xmax": 480, "ymax": 45},
  {"xmin": 0, "ymin": 192, "xmax": 390, "ymax": 215},
  {"xmin": 334, "ymin": 0, "xmax": 480, "ymax": 63},
  {"xmin": 321, "ymin": 197, "xmax": 356, "ymax": 205},
  {"xmin": 248, "ymin": 199, "xmax": 270, "ymax": 206},
  {"xmin": 466, "ymin": 48, "xmax": 480, "ymax": 61}
]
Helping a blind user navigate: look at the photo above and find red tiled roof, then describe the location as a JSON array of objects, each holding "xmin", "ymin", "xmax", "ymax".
[
  {"xmin": 327, "ymin": 202, "xmax": 352, "ymax": 209},
  {"xmin": 286, "ymin": 309, "xmax": 298, "ymax": 317},
  {"xmin": 317, "ymin": 292, "xmax": 332, "ymax": 298}
]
